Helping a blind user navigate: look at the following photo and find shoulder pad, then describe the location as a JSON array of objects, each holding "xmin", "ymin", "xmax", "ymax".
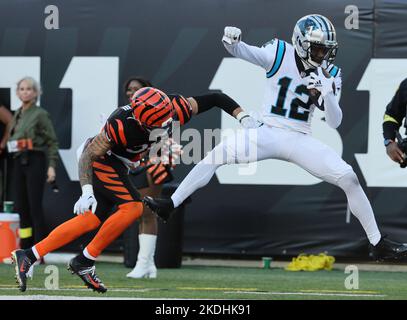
[
  {"xmin": 266, "ymin": 39, "xmax": 287, "ymax": 78},
  {"xmin": 262, "ymin": 38, "xmax": 278, "ymax": 48}
]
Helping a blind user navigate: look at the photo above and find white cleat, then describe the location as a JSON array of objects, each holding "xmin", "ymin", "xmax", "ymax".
[{"xmin": 126, "ymin": 263, "xmax": 157, "ymax": 279}]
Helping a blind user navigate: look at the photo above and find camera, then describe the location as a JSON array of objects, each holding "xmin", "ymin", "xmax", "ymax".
[{"xmin": 395, "ymin": 131, "xmax": 407, "ymax": 168}]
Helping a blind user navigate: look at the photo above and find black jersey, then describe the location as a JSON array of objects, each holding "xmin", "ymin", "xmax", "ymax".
[{"xmin": 103, "ymin": 94, "xmax": 192, "ymax": 163}]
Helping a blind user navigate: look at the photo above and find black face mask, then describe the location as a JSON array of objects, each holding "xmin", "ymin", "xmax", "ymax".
[{"xmin": 309, "ymin": 43, "xmax": 338, "ymax": 65}]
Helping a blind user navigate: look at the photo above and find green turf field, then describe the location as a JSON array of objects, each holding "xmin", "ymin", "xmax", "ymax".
[{"xmin": 0, "ymin": 262, "xmax": 406, "ymax": 300}]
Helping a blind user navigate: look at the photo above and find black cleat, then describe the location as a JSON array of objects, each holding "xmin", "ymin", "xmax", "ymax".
[
  {"xmin": 11, "ymin": 249, "xmax": 32, "ymax": 292},
  {"xmin": 369, "ymin": 236, "xmax": 407, "ymax": 261},
  {"xmin": 67, "ymin": 256, "xmax": 107, "ymax": 293},
  {"xmin": 143, "ymin": 196, "xmax": 175, "ymax": 222}
]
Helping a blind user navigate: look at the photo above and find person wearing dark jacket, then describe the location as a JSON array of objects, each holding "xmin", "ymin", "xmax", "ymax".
[
  {"xmin": 0, "ymin": 100, "xmax": 13, "ymax": 202},
  {"xmin": 8, "ymin": 77, "xmax": 59, "ymax": 248}
]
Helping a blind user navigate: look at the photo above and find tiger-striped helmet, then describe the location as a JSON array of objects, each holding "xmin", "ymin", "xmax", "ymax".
[
  {"xmin": 171, "ymin": 95, "xmax": 193, "ymax": 125},
  {"xmin": 292, "ymin": 14, "xmax": 338, "ymax": 68},
  {"xmin": 131, "ymin": 87, "xmax": 174, "ymax": 130}
]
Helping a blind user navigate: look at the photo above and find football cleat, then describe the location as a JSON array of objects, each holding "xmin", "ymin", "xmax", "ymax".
[
  {"xmin": 369, "ymin": 236, "xmax": 407, "ymax": 261},
  {"xmin": 143, "ymin": 196, "xmax": 175, "ymax": 222},
  {"xmin": 68, "ymin": 256, "xmax": 107, "ymax": 293},
  {"xmin": 11, "ymin": 249, "xmax": 32, "ymax": 292}
]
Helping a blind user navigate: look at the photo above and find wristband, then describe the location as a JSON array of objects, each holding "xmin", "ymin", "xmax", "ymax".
[
  {"xmin": 384, "ymin": 139, "xmax": 393, "ymax": 147},
  {"xmin": 82, "ymin": 184, "xmax": 94, "ymax": 195},
  {"xmin": 236, "ymin": 112, "xmax": 250, "ymax": 123}
]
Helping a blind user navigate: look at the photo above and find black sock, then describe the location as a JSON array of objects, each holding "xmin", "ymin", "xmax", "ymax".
[
  {"xmin": 24, "ymin": 248, "xmax": 37, "ymax": 264},
  {"xmin": 76, "ymin": 252, "xmax": 95, "ymax": 267}
]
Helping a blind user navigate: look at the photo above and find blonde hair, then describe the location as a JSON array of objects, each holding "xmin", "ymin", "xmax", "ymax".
[{"xmin": 17, "ymin": 76, "xmax": 42, "ymax": 102}]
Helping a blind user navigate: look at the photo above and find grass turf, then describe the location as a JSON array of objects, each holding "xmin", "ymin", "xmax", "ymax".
[{"xmin": 0, "ymin": 262, "xmax": 406, "ymax": 300}]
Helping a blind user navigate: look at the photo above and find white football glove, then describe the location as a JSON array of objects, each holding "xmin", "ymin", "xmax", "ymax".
[
  {"xmin": 73, "ymin": 184, "xmax": 97, "ymax": 215},
  {"xmin": 306, "ymin": 71, "xmax": 334, "ymax": 97},
  {"xmin": 236, "ymin": 112, "xmax": 262, "ymax": 129},
  {"xmin": 222, "ymin": 26, "xmax": 242, "ymax": 45}
]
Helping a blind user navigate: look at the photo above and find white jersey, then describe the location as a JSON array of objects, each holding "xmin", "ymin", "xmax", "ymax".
[{"xmin": 224, "ymin": 39, "xmax": 342, "ymax": 134}]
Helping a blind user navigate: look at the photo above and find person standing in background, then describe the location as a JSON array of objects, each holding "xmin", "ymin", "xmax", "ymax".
[
  {"xmin": 0, "ymin": 101, "xmax": 13, "ymax": 154},
  {"xmin": 8, "ymin": 77, "xmax": 59, "ymax": 249},
  {"xmin": 0, "ymin": 100, "xmax": 13, "ymax": 204}
]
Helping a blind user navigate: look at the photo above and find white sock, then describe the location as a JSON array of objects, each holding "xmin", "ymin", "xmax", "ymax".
[
  {"xmin": 337, "ymin": 172, "xmax": 381, "ymax": 246},
  {"xmin": 32, "ymin": 246, "xmax": 41, "ymax": 260},
  {"xmin": 137, "ymin": 234, "xmax": 157, "ymax": 264},
  {"xmin": 171, "ymin": 160, "xmax": 221, "ymax": 208},
  {"xmin": 83, "ymin": 248, "xmax": 97, "ymax": 261}
]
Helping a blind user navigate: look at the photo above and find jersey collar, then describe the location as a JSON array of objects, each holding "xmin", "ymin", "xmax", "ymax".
[{"xmin": 295, "ymin": 51, "xmax": 316, "ymax": 78}]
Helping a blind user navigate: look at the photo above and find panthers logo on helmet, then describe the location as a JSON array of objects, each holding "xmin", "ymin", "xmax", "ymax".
[{"xmin": 131, "ymin": 87, "xmax": 174, "ymax": 129}]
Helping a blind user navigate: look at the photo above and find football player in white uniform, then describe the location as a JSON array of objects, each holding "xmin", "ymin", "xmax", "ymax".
[{"xmin": 144, "ymin": 14, "xmax": 407, "ymax": 260}]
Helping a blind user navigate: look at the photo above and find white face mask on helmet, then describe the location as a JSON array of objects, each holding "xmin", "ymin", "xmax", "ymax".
[{"xmin": 292, "ymin": 14, "xmax": 338, "ymax": 68}]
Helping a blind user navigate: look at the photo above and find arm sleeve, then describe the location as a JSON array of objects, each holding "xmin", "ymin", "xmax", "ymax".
[
  {"xmin": 223, "ymin": 39, "xmax": 278, "ymax": 71},
  {"xmin": 333, "ymin": 69, "xmax": 342, "ymax": 103},
  {"xmin": 382, "ymin": 79, "xmax": 407, "ymax": 140},
  {"xmin": 323, "ymin": 91, "xmax": 343, "ymax": 129},
  {"xmin": 193, "ymin": 93, "xmax": 241, "ymax": 116},
  {"xmin": 325, "ymin": 65, "xmax": 342, "ymax": 102},
  {"xmin": 318, "ymin": 67, "xmax": 342, "ymax": 108},
  {"xmin": 39, "ymin": 111, "xmax": 59, "ymax": 168}
]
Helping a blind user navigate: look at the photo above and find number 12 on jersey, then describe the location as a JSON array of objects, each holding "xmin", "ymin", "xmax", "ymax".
[{"xmin": 271, "ymin": 77, "xmax": 312, "ymax": 122}]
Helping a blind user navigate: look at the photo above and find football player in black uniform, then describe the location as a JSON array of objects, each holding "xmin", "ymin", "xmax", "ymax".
[
  {"xmin": 11, "ymin": 87, "xmax": 259, "ymax": 293},
  {"xmin": 122, "ymin": 77, "xmax": 196, "ymax": 279}
]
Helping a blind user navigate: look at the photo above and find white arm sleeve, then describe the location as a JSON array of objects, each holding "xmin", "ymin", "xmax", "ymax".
[
  {"xmin": 333, "ymin": 71, "xmax": 342, "ymax": 103},
  {"xmin": 223, "ymin": 40, "xmax": 276, "ymax": 71},
  {"xmin": 323, "ymin": 91, "xmax": 343, "ymax": 129},
  {"xmin": 318, "ymin": 67, "xmax": 343, "ymax": 128}
]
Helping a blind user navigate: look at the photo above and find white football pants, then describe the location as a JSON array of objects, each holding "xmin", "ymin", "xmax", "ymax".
[{"xmin": 171, "ymin": 125, "xmax": 381, "ymax": 245}]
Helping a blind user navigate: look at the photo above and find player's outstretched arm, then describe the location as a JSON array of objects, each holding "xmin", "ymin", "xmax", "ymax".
[
  {"xmin": 222, "ymin": 26, "xmax": 275, "ymax": 70},
  {"xmin": 74, "ymin": 132, "xmax": 112, "ymax": 215},
  {"xmin": 187, "ymin": 93, "xmax": 261, "ymax": 128}
]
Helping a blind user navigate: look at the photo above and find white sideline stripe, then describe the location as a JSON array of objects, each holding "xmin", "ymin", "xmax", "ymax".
[
  {"xmin": 0, "ymin": 295, "xmax": 142, "ymax": 300},
  {"xmin": 0, "ymin": 295, "xmax": 200, "ymax": 300},
  {"xmin": 224, "ymin": 291, "xmax": 386, "ymax": 298},
  {"xmin": 0, "ymin": 287, "xmax": 386, "ymax": 298},
  {"xmin": 0, "ymin": 287, "xmax": 159, "ymax": 293}
]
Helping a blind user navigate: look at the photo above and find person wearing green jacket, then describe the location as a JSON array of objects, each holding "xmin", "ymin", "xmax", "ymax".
[{"xmin": 8, "ymin": 77, "xmax": 59, "ymax": 249}]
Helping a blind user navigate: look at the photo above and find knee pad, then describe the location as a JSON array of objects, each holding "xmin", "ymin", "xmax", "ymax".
[
  {"xmin": 337, "ymin": 171, "xmax": 360, "ymax": 191},
  {"xmin": 79, "ymin": 212, "xmax": 101, "ymax": 231},
  {"xmin": 118, "ymin": 201, "xmax": 143, "ymax": 222}
]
